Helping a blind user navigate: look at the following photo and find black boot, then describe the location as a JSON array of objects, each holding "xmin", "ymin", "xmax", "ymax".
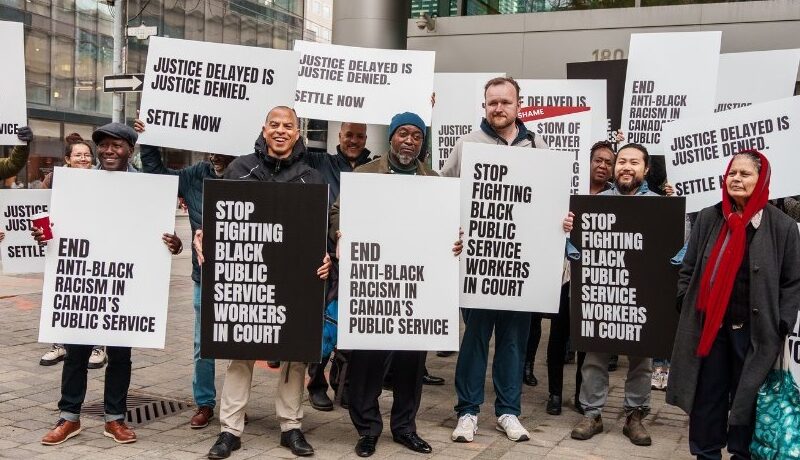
[{"xmin": 523, "ymin": 361, "xmax": 538, "ymax": 386}]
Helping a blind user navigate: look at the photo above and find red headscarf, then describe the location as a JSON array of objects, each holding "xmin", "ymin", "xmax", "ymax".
[{"xmin": 695, "ymin": 150, "xmax": 771, "ymax": 357}]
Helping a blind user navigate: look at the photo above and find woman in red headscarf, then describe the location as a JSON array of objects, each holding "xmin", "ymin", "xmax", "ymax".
[{"xmin": 667, "ymin": 150, "xmax": 800, "ymax": 459}]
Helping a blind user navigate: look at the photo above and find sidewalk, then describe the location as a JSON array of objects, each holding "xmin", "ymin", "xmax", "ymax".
[{"xmin": 0, "ymin": 215, "xmax": 693, "ymax": 459}]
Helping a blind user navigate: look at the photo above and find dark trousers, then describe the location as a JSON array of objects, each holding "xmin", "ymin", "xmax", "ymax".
[
  {"xmin": 59, "ymin": 344, "xmax": 131, "ymax": 417},
  {"xmin": 689, "ymin": 321, "xmax": 754, "ymax": 460},
  {"xmin": 348, "ymin": 350, "xmax": 425, "ymax": 436},
  {"xmin": 526, "ymin": 314, "xmax": 542, "ymax": 363},
  {"xmin": 307, "ymin": 352, "xmax": 330, "ymax": 394},
  {"xmin": 546, "ymin": 283, "xmax": 572, "ymax": 397}
]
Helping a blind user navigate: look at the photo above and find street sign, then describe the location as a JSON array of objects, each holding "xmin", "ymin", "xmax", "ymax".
[
  {"xmin": 127, "ymin": 24, "xmax": 158, "ymax": 40},
  {"xmin": 103, "ymin": 74, "xmax": 145, "ymax": 93}
]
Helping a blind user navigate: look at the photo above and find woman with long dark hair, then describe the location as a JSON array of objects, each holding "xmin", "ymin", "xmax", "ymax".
[{"xmin": 667, "ymin": 150, "xmax": 800, "ymax": 459}]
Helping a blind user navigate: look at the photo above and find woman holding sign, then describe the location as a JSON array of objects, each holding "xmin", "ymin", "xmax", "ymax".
[{"xmin": 667, "ymin": 150, "xmax": 800, "ymax": 459}]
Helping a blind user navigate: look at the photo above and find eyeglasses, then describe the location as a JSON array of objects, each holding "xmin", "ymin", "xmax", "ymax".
[{"xmin": 70, "ymin": 153, "xmax": 92, "ymax": 159}]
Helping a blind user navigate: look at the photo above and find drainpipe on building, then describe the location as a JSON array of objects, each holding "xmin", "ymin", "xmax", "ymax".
[{"xmin": 111, "ymin": 0, "xmax": 127, "ymax": 123}]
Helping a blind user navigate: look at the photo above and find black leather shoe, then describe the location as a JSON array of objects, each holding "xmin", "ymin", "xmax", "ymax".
[
  {"xmin": 436, "ymin": 351, "xmax": 456, "ymax": 357},
  {"xmin": 523, "ymin": 361, "xmax": 538, "ymax": 386},
  {"xmin": 280, "ymin": 429, "xmax": 314, "ymax": 457},
  {"xmin": 573, "ymin": 396, "xmax": 585, "ymax": 415},
  {"xmin": 309, "ymin": 390, "xmax": 334, "ymax": 411},
  {"xmin": 546, "ymin": 395, "xmax": 562, "ymax": 415},
  {"xmin": 207, "ymin": 432, "xmax": 241, "ymax": 459},
  {"xmin": 422, "ymin": 373, "xmax": 445, "ymax": 385},
  {"xmin": 355, "ymin": 435, "xmax": 378, "ymax": 457},
  {"xmin": 393, "ymin": 432, "xmax": 432, "ymax": 454}
]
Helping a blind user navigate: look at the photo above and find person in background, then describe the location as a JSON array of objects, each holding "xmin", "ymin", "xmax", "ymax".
[{"xmin": 0, "ymin": 126, "xmax": 33, "ymax": 180}]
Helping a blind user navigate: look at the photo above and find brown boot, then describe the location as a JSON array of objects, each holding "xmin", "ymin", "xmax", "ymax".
[
  {"xmin": 190, "ymin": 406, "xmax": 214, "ymax": 429},
  {"xmin": 623, "ymin": 408, "xmax": 652, "ymax": 446},
  {"xmin": 41, "ymin": 419, "xmax": 81, "ymax": 445},
  {"xmin": 570, "ymin": 414, "xmax": 603, "ymax": 440},
  {"xmin": 104, "ymin": 420, "xmax": 137, "ymax": 444}
]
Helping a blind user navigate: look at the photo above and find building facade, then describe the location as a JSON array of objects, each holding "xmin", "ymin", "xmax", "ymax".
[{"xmin": 1, "ymin": 0, "xmax": 310, "ymax": 188}]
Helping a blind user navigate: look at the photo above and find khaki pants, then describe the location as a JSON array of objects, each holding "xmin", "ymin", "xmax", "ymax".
[{"xmin": 219, "ymin": 360, "xmax": 307, "ymax": 436}]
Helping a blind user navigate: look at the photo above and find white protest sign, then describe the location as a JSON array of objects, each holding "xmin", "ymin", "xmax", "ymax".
[
  {"xmin": 621, "ymin": 32, "xmax": 721, "ymax": 154},
  {"xmin": 294, "ymin": 41, "xmax": 435, "ymax": 125},
  {"xmin": 0, "ymin": 190, "xmax": 50, "ymax": 274},
  {"xmin": 478, "ymin": 79, "xmax": 606, "ymax": 194},
  {"xmin": 716, "ymin": 50, "xmax": 800, "ymax": 113},
  {"xmin": 138, "ymin": 36, "xmax": 299, "ymax": 156},
  {"xmin": 0, "ymin": 21, "xmax": 27, "ymax": 146},
  {"xmin": 663, "ymin": 96, "xmax": 800, "ymax": 214},
  {"xmin": 460, "ymin": 143, "xmax": 571, "ymax": 312},
  {"xmin": 787, "ymin": 310, "xmax": 800, "ymax": 388},
  {"xmin": 38, "ymin": 168, "xmax": 178, "ymax": 348},
  {"xmin": 432, "ymin": 72, "xmax": 504, "ymax": 171},
  {"xmin": 338, "ymin": 173, "xmax": 460, "ymax": 351}
]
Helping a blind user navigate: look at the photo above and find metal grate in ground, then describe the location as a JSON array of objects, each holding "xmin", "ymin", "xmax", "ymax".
[{"xmin": 82, "ymin": 392, "xmax": 193, "ymax": 426}]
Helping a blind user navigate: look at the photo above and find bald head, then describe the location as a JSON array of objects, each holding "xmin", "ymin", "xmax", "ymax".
[
  {"xmin": 262, "ymin": 106, "xmax": 300, "ymax": 159},
  {"xmin": 338, "ymin": 122, "xmax": 368, "ymax": 161}
]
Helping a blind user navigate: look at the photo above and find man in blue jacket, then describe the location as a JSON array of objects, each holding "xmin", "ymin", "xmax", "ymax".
[{"xmin": 134, "ymin": 118, "xmax": 235, "ymax": 429}]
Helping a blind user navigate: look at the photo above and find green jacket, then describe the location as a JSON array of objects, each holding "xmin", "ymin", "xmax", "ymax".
[{"xmin": 0, "ymin": 145, "xmax": 29, "ymax": 180}]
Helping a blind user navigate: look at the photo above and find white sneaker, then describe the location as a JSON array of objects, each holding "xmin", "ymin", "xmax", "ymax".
[
  {"xmin": 88, "ymin": 347, "xmax": 107, "ymax": 369},
  {"xmin": 451, "ymin": 414, "xmax": 478, "ymax": 442},
  {"xmin": 40, "ymin": 344, "xmax": 66, "ymax": 366},
  {"xmin": 651, "ymin": 367, "xmax": 663, "ymax": 390},
  {"xmin": 496, "ymin": 414, "xmax": 530, "ymax": 442}
]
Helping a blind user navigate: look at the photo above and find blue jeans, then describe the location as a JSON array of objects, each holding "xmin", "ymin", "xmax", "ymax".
[
  {"xmin": 454, "ymin": 308, "xmax": 530, "ymax": 417},
  {"xmin": 193, "ymin": 282, "xmax": 216, "ymax": 408}
]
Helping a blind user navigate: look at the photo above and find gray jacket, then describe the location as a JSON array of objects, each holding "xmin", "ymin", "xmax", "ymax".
[
  {"xmin": 440, "ymin": 118, "xmax": 548, "ymax": 178},
  {"xmin": 666, "ymin": 203, "xmax": 800, "ymax": 425}
]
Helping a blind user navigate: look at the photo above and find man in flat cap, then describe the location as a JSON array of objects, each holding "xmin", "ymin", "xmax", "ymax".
[{"xmin": 38, "ymin": 122, "xmax": 183, "ymax": 446}]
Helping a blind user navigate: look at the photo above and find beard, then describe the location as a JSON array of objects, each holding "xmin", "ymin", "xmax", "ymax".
[
  {"xmin": 390, "ymin": 146, "xmax": 417, "ymax": 166},
  {"xmin": 616, "ymin": 176, "xmax": 643, "ymax": 194},
  {"xmin": 488, "ymin": 113, "xmax": 515, "ymax": 131}
]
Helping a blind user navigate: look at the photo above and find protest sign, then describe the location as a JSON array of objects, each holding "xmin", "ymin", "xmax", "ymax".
[
  {"xmin": 432, "ymin": 72, "xmax": 504, "ymax": 172},
  {"xmin": 201, "ymin": 180, "xmax": 328, "ymax": 361},
  {"xmin": 38, "ymin": 168, "xmax": 178, "ymax": 348},
  {"xmin": 493, "ymin": 79, "xmax": 606, "ymax": 194},
  {"xmin": 788, "ymin": 311, "xmax": 800, "ymax": 389},
  {"xmin": 0, "ymin": 190, "xmax": 51, "ymax": 274},
  {"xmin": 621, "ymin": 32, "xmax": 721, "ymax": 153},
  {"xmin": 460, "ymin": 143, "xmax": 572, "ymax": 313},
  {"xmin": 0, "ymin": 21, "xmax": 26, "ymax": 146},
  {"xmin": 337, "ymin": 173, "xmax": 459, "ymax": 351},
  {"xmin": 138, "ymin": 36, "xmax": 299, "ymax": 156},
  {"xmin": 294, "ymin": 41, "xmax": 435, "ymax": 125},
  {"xmin": 715, "ymin": 49, "xmax": 800, "ymax": 113},
  {"xmin": 663, "ymin": 96, "xmax": 800, "ymax": 213},
  {"xmin": 569, "ymin": 195, "xmax": 685, "ymax": 357},
  {"xmin": 567, "ymin": 59, "xmax": 628, "ymax": 144}
]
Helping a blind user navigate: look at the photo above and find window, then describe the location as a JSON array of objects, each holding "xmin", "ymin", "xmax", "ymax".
[{"xmin": 25, "ymin": 30, "xmax": 50, "ymax": 105}]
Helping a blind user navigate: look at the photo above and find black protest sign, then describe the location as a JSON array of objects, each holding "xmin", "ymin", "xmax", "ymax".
[
  {"xmin": 201, "ymin": 180, "xmax": 328, "ymax": 362},
  {"xmin": 569, "ymin": 195, "xmax": 685, "ymax": 358},
  {"xmin": 567, "ymin": 59, "xmax": 628, "ymax": 142}
]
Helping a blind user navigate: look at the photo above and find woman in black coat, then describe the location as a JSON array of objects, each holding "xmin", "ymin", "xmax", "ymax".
[{"xmin": 667, "ymin": 150, "xmax": 800, "ymax": 459}]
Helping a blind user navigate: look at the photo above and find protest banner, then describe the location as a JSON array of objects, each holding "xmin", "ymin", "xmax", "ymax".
[
  {"xmin": 490, "ymin": 79, "xmax": 607, "ymax": 194},
  {"xmin": 715, "ymin": 49, "xmax": 800, "ymax": 113},
  {"xmin": 567, "ymin": 59, "xmax": 628, "ymax": 144},
  {"xmin": 431, "ymin": 72, "xmax": 504, "ymax": 172},
  {"xmin": 460, "ymin": 143, "xmax": 572, "ymax": 313},
  {"xmin": 0, "ymin": 189, "xmax": 51, "ymax": 274},
  {"xmin": 663, "ymin": 96, "xmax": 800, "ymax": 213},
  {"xmin": 201, "ymin": 180, "xmax": 328, "ymax": 361},
  {"xmin": 138, "ymin": 36, "xmax": 299, "ymax": 156},
  {"xmin": 788, "ymin": 311, "xmax": 800, "ymax": 388},
  {"xmin": 0, "ymin": 21, "xmax": 26, "ymax": 146},
  {"xmin": 337, "ymin": 173, "xmax": 460, "ymax": 351},
  {"xmin": 38, "ymin": 168, "xmax": 178, "ymax": 348},
  {"xmin": 621, "ymin": 32, "xmax": 721, "ymax": 153},
  {"xmin": 569, "ymin": 195, "xmax": 685, "ymax": 357},
  {"xmin": 294, "ymin": 41, "xmax": 435, "ymax": 125}
]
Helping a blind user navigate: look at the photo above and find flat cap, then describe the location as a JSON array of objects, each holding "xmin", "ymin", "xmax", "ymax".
[{"xmin": 92, "ymin": 122, "xmax": 138, "ymax": 147}]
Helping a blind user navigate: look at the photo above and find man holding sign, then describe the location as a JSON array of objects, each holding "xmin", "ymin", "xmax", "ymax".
[
  {"xmin": 38, "ymin": 123, "xmax": 184, "ymax": 446},
  {"xmin": 571, "ymin": 143, "xmax": 658, "ymax": 447},
  {"xmin": 198, "ymin": 106, "xmax": 332, "ymax": 459}
]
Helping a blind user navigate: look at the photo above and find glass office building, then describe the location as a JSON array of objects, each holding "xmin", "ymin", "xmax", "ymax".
[
  {"xmin": 1, "ymin": 0, "xmax": 308, "ymax": 188},
  {"xmin": 410, "ymin": 0, "xmax": 767, "ymax": 16}
]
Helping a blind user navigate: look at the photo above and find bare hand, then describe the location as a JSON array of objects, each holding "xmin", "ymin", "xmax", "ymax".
[
  {"xmin": 0, "ymin": 231, "xmax": 5, "ymax": 243},
  {"xmin": 194, "ymin": 229, "xmax": 204, "ymax": 263},
  {"xmin": 453, "ymin": 228, "xmax": 463, "ymax": 256},
  {"xmin": 663, "ymin": 182, "xmax": 675, "ymax": 196},
  {"xmin": 163, "ymin": 232, "xmax": 182, "ymax": 255},
  {"xmin": 317, "ymin": 253, "xmax": 332, "ymax": 280},
  {"xmin": 31, "ymin": 225, "xmax": 49, "ymax": 246},
  {"xmin": 563, "ymin": 212, "xmax": 575, "ymax": 233},
  {"xmin": 134, "ymin": 119, "xmax": 146, "ymax": 134},
  {"xmin": 431, "ymin": 92, "xmax": 436, "ymax": 108},
  {"xmin": 335, "ymin": 230, "xmax": 342, "ymax": 260},
  {"xmin": 615, "ymin": 130, "xmax": 625, "ymax": 143}
]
